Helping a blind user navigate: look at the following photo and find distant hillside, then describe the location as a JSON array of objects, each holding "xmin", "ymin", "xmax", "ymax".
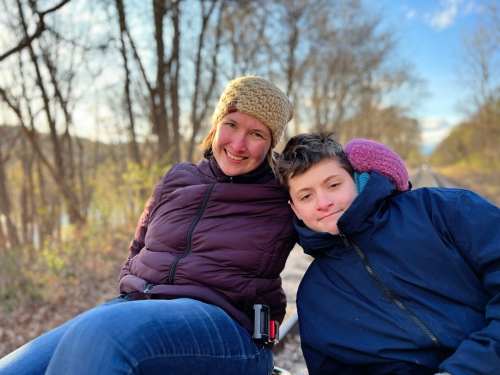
[
  {"xmin": 430, "ymin": 122, "xmax": 477, "ymax": 166},
  {"xmin": 430, "ymin": 99, "xmax": 500, "ymax": 204},
  {"xmin": 0, "ymin": 125, "xmax": 129, "ymax": 167}
]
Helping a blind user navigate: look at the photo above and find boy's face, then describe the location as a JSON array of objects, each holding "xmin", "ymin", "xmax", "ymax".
[{"xmin": 288, "ymin": 158, "xmax": 357, "ymax": 235}]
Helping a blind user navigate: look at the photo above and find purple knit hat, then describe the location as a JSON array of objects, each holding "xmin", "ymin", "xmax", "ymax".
[{"xmin": 345, "ymin": 138, "xmax": 409, "ymax": 191}]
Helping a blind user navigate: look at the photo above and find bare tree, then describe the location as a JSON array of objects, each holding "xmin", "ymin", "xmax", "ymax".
[
  {"xmin": 115, "ymin": 0, "xmax": 142, "ymax": 165},
  {"xmin": 168, "ymin": 0, "xmax": 181, "ymax": 162},
  {"xmin": 15, "ymin": 0, "xmax": 84, "ymax": 224},
  {"xmin": 341, "ymin": 104, "xmax": 421, "ymax": 159},
  {"xmin": 0, "ymin": 0, "xmax": 71, "ymax": 62},
  {"xmin": 461, "ymin": 1, "xmax": 499, "ymax": 108},
  {"xmin": 120, "ymin": 0, "xmax": 182, "ymax": 163},
  {"xmin": 219, "ymin": 1, "xmax": 271, "ymax": 78},
  {"xmin": 458, "ymin": 1, "xmax": 500, "ymax": 159},
  {"xmin": 186, "ymin": 0, "xmax": 224, "ymax": 161},
  {"xmin": 0, "ymin": 129, "xmax": 20, "ymax": 249},
  {"xmin": 270, "ymin": 0, "xmax": 322, "ymax": 137}
]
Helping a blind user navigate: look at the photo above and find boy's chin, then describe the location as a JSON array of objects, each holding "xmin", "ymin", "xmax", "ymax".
[
  {"xmin": 319, "ymin": 221, "xmax": 339, "ymax": 235},
  {"xmin": 309, "ymin": 224, "xmax": 339, "ymax": 235}
]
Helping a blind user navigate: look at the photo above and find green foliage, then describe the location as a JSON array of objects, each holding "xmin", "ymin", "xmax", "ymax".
[
  {"xmin": 430, "ymin": 123, "xmax": 475, "ymax": 166},
  {"xmin": 90, "ymin": 160, "xmax": 166, "ymax": 227},
  {"xmin": 1, "ymin": 160, "xmax": 169, "ymax": 310},
  {"xmin": 431, "ymin": 98, "xmax": 499, "ymax": 168},
  {"xmin": 0, "ymin": 245, "xmax": 43, "ymax": 311}
]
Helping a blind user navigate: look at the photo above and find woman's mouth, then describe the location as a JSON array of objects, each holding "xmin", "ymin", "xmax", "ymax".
[{"xmin": 225, "ymin": 149, "xmax": 247, "ymax": 162}]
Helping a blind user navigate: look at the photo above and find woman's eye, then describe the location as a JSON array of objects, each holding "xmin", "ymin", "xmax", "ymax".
[
  {"xmin": 329, "ymin": 183, "xmax": 340, "ymax": 189},
  {"xmin": 224, "ymin": 122, "xmax": 236, "ymax": 128},
  {"xmin": 253, "ymin": 132, "xmax": 264, "ymax": 139},
  {"xmin": 299, "ymin": 194, "xmax": 310, "ymax": 201}
]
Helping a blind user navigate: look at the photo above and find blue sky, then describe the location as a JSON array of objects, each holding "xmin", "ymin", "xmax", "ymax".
[{"xmin": 375, "ymin": 0, "xmax": 484, "ymax": 152}]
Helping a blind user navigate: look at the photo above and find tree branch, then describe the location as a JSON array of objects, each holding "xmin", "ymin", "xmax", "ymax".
[{"xmin": 0, "ymin": 0, "xmax": 71, "ymax": 62}]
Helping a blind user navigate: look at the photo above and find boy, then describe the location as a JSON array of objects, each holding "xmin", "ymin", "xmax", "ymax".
[{"xmin": 276, "ymin": 133, "xmax": 500, "ymax": 375}]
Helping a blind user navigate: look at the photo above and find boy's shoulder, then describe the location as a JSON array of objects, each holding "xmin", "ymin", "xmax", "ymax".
[{"xmin": 393, "ymin": 186, "xmax": 496, "ymax": 213}]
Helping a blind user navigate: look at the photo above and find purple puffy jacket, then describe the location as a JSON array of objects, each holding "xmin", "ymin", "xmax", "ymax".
[{"xmin": 119, "ymin": 156, "xmax": 296, "ymax": 332}]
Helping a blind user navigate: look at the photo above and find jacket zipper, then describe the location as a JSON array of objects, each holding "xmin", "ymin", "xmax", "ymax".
[
  {"xmin": 339, "ymin": 233, "xmax": 441, "ymax": 348},
  {"xmin": 166, "ymin": 184, "xmax": 215, "ymax": 284}
]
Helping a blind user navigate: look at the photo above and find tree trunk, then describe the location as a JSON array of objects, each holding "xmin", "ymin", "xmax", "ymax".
[
  {"xmin": 169, "ymin": 0, "xmax": 181, "ymax": 163},
  {"xmin": 187, "ymin": 0, "xmax": 221, "ymax": 162},
  {"xmin": 0, "ymin": 149, "xmax": 19, "ymax": 249},
  {"xmin": 17, "ymin": 1, "xmax": 84, "ymax": 225},
  {"xmin": 116, "ymin": 0, "xmax": 142, "ymax": 165},
  {"xmin": 153, "ymin": 0, "xmax": 170, "ymax": 158}
]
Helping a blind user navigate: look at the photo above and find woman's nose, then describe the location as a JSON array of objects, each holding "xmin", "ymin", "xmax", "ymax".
[{"xmin": 231, "ymin": 133, "xmax": 247, "ymax": 152}]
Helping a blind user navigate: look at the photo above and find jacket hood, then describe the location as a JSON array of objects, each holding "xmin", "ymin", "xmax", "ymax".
[{"xmin": 295, "ymin": 172, "xmax": 397, "ymax": 257}]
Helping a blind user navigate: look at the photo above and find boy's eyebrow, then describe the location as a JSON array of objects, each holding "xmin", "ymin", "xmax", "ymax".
[
  {"xmin": 293, "ymin": 186, "xmax": 312, "ymax": 194},
  {"xmin": 324, "ymin": 174, "xmax": 342, "ymax": 181},
  {"xmin": 291, "ymin": 174, "xmax": 343, "ymax": 193}
]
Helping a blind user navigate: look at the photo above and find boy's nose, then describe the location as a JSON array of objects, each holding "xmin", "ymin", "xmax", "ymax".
[{"xmin": 316, "ymin": 193, "xmax": 333, "ymax": 210}]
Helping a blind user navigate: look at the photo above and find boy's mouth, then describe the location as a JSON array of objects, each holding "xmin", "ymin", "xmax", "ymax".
[{"xmin": 318, "ymin": 210, "xmax": 342, "ymax": 221}]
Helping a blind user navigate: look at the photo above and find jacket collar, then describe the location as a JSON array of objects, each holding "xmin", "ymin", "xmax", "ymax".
[{"xmin": 204, "ymin": 154, "xmax": 275, "ymax": 184}]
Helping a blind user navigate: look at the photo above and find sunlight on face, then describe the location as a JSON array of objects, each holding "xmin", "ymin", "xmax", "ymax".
[
  {"xmin": 289, "ymin": 158, "xmax": 357, "ymax": 235},
  {"xmin": 212, "ymin": 112, "xmax": 272, "ymax": 176}
]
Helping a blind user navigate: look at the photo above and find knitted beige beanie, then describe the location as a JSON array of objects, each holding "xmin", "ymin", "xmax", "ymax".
[{"xmin": 211, "ymin": 76, "xmax": 293, "ymax": 147}]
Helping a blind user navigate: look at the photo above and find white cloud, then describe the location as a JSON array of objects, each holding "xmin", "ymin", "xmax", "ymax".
[
  {"xmin": 420, "ymin": 117, "xmax": 459, "ymax": 150},
  {"xmin": 426, "ymin": 0, "xmax": 462, "ymax": 30}
]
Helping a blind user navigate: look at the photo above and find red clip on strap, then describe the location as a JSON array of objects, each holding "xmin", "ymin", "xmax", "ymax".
[{"xmin": 269, "ymin": 320, "xmax": 277, "ymax": 340}]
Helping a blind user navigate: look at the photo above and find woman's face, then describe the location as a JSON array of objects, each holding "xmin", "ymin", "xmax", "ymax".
[{"xmin": 212, "ymin": 112, "xmax": 272, "ymax": 176}]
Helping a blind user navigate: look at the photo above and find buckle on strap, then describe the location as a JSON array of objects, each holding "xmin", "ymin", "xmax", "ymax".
[{"xmin": 252, "ymin": 304, "xmax": 279, "ymax": 347}]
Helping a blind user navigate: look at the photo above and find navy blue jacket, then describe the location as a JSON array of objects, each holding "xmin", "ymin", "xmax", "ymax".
[{"xmin": 296, "ymin": 172, "xmax": 500, "ymax": 375}]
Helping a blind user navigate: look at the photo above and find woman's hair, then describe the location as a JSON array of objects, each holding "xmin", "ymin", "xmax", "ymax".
[
  {"xmin": 276, "ymin": 133, "xmax": 354, "ymax": 188},
  {"xmin": 200, "ymin": 125, "xmax": 218, "ymax": 158}
]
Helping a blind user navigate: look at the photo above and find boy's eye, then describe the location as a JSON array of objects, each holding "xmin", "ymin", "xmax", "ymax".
[
  {"xmin": 299, "ymin": 194, "xmax": 311, "ymax": 202},
  {"xmin": 224, "ymin": 122, "xmax": 236, "ymax": 128},
  {"xmin": 329, "ymin": 182, "xmax": 340, "ymax": 188}
]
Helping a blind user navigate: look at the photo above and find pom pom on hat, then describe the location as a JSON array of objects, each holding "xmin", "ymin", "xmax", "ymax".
[
  {"xmin": 211, "ymin": 76, "xmax": 293, "ymax": 147},
  {"xmin": 345, "ymin": 138, "xmax": 409, "ymax": 191}
]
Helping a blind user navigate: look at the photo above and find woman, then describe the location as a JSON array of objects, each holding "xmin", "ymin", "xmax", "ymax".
[{"xmin": 0, "ymin": 76, "xmax": 296, "ymax": 375}]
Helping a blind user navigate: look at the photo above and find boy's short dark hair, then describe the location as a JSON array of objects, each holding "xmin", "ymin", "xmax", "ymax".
[{"xmin": 276, "ymin": 133, "xmax": 354, "ymax": 188}]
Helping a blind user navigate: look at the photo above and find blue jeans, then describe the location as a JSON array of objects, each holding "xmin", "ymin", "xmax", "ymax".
[{"xmin": 0, "ymin": 297, "xmax": 273, "ymax": 375}]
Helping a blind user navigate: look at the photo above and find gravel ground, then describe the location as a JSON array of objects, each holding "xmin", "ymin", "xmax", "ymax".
[
  {"xmin": 274, "ymin": 332, "xmax": 308, "ymax": 375},
  {"xmin": 273, "ymin": 246, "xmax": 312, "ymax": 375}
]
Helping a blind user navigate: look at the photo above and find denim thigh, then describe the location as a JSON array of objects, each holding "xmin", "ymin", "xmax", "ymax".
[{"xmin": 44, "ymin": 298, "xmax": 272, "ymax": 375}]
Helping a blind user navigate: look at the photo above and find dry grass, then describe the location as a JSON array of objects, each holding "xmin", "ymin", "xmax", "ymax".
[{"xmin": 435, "ymin": 164, "xmax": 500, "ymax": 206}]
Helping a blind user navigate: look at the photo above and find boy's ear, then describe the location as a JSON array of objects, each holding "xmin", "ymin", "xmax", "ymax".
[{"xmin": 288, "ymin": 199, "xmax": 302, "ymax": 220}]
